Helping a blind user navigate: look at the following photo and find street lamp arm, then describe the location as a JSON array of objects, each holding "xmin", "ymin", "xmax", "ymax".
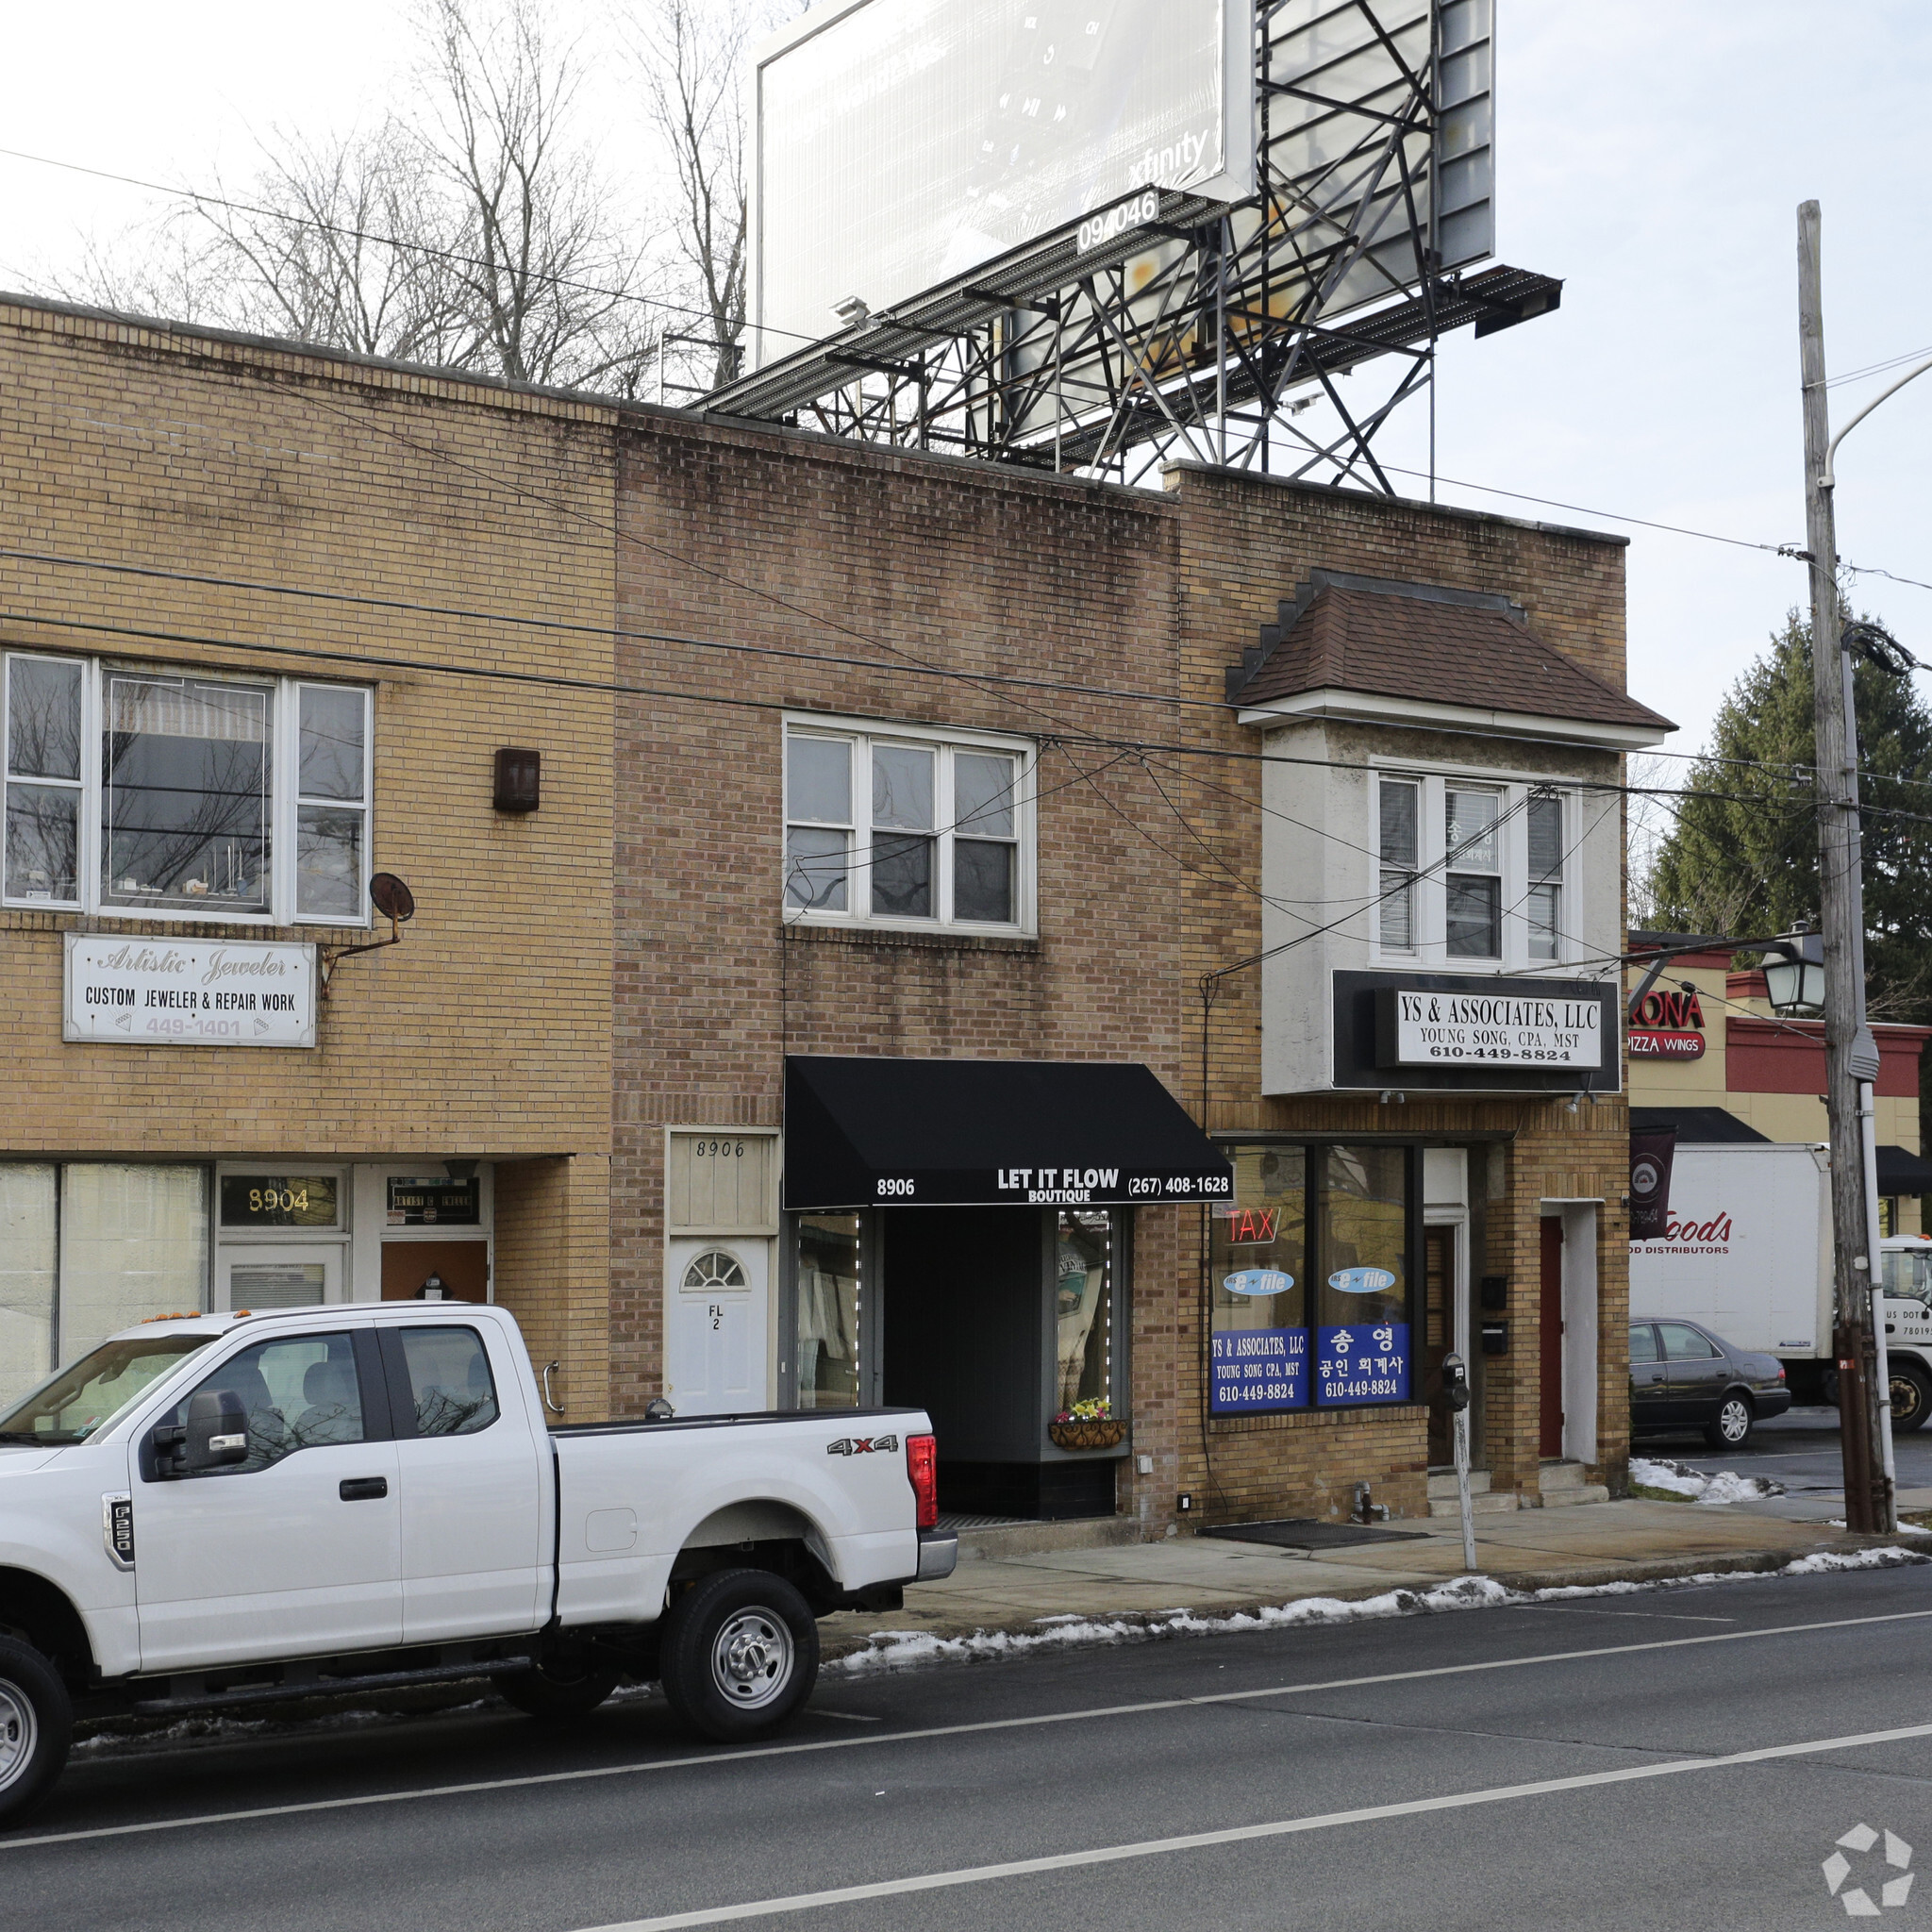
[{"xmin": 1822, "ymin": 353, "xmax": 1932, "ymax": 488}]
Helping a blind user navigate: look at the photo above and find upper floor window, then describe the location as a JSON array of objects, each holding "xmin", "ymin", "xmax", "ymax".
[
  {"xmin": 3, "ymin": 652, "xmax": 371, "ymax": 925},
  {"xmin": 784, "ymin": 719, "xmax": 1032, "ymax": 932},
  {"xmin": 1375, "ymin": 771, "xmax": 1570, "ymax": 968}
]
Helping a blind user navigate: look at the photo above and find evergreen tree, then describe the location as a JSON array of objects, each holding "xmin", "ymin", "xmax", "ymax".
[{"xmin": 1647, "ymin": 608, "xmax": 1932, "ymax": 1018}]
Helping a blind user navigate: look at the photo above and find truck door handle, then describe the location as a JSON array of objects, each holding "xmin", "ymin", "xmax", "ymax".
[{"xmin": 340, "ymin": 1477, "xmax": 389, "ymax": 1502}]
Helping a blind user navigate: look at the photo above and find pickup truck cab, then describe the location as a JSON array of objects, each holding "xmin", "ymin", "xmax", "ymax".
[{"xmin": 0, "ymin": 1301, "xmax": 955, "ymax": 1824}]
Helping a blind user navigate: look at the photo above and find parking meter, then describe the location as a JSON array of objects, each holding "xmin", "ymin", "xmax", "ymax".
[{"xmin": 1441, "ymin": 1353, "xmax": 1478, "ymax": 1574}]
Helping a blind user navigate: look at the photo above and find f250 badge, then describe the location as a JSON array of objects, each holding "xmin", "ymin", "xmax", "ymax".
[{"xmin": 826, "ymin": 1435, "xmax": 899, "ymax": 1457}]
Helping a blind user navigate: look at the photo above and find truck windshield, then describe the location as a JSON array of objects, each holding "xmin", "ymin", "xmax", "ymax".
[
  {"xmin": 1882, "ymin": 1248, "xmax": 1932, "ymax": 1303},
  {"xmin": 0, "ymin": 1334, "xmax": 214, "ymax": 1446}
]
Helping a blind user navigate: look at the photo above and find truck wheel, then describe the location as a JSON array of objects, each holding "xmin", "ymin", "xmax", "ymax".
[
  {"xmin": 497, "ymin": 1656, "xmax": 621, "ymax": 1721},
  {"xmin": 0, "ymin": 1637, "xmax": 72, "ymax": 1826},
  {"xmin": 1890, "ymin": 1362, "xmax": 1932, "ymax": 1433},
  {"xmin": 1705, "ymin": 1393, "xmax": 1754, "ymax": 1450},
  {"xmin": 658, "ymin": 1569, "xmax": 819, "ymax": 1743}
]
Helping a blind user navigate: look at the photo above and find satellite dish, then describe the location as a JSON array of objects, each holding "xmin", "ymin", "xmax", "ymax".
[{"xmin": 369, "ymin": 873, "xmax": 416, "ymax": 923}]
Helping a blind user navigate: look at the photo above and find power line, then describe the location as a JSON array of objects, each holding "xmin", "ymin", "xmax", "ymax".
[
  {"xmin": 0, "ymin": 144, "xmax": 830, "ymax": 358},
  {"xmin": 11, "ymin": 135, "xmax": 1932, "ymax": 600},
  {"xmin": 2, "ymin": 601, "xmax": 1830, "ymax": 810}
]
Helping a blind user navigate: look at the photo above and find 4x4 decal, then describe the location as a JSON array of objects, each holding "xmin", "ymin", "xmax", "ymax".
[{"xmin": 826, "ymin": 1435, "xmax": 899, "ymax": 1457}]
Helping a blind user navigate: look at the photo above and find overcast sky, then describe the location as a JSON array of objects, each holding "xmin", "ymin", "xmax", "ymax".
[{"xmin": 3, "ymin": 1, "xmax": 1929, "ymax": 765}]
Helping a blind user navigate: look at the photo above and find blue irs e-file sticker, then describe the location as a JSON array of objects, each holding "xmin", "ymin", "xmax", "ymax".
[
  {"xmin": 1316, "ymin": 1322, "xmax": 1410, "ymax": 1404},
  {"xmin": 1209, "ymin": 1326, "xmax": 1309, "ymax": 1413}
]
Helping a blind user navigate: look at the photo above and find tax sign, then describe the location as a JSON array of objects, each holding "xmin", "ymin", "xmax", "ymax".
[{"xmin": 1381, "ymin": 988, "xmax": 1604, "ymax": 1070}]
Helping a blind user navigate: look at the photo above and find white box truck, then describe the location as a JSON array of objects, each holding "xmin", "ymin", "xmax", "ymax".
[{"xmin": 1628, "ymin": 1140, "xmax": 1932, "ymax": 1417}]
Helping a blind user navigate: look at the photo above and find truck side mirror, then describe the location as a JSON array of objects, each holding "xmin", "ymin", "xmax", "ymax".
[
  {"xmin": 1441, "ymin": 1352, "xmax": 1472, "ymax": 1412},
  {"xmin": 181, "ymin": 1390, "xmax": 250, "ymax": 1473}
]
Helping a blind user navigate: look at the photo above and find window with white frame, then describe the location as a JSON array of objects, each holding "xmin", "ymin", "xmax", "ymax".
[
  {"xmin": 784, "ymin": 721, "xmax": 1031, "ymax": 930},
  {"xmin": 2, "ymin": 653, "xmax": 372, "ymax": 925},
  {"xmin": 1374, "ymin": 772, "xmax": 1572, "ymax": 967}
]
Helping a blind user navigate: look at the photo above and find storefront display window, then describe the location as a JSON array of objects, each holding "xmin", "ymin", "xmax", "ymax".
[
  {"xmin": 1055, "ymin": 1211, "xmax": 1113, "ymax": 1411},
  {"xmin": 796, "ymin": 1212, "xmax": 861, "ymax": 1408},
  {"xmin": 58, "ymin": 1164, "xmax": 208, "ymax": 1363},
  {"xmin": 1208, "ymin": 1147, "xmax": 1308, "ymax": 1413},
  {"xmin": 0, "ymin": 1165, "xmax": 57, "ymax": 1407},
  {"xmin": 1210, "ymin": 1143, "xmax": 1413, "ymax": 1414},
  {"xmin": 1318, "ymin": 1146, "xmax": 1411, "ymax": 1405}
]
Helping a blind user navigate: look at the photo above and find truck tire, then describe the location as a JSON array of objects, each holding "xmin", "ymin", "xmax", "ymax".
[
  {"xmin": 497, "ymin": 1656, "xmax": 621, "ymax": 1721},
  {"xmin": 1704, "ymin": 1392, "xmax": 1754, "ymax": 1451},
  {"xmin": 0, "ymin": 1637, "xmax": 72, "ymax": 1826},
  {"xmin": 1890, "ymin": 1362, "xmax": 1932, "ymax": 1433},
  {"xmin": 658, "ymin": 1569, "xmax": 819, "ymax": 1743}
]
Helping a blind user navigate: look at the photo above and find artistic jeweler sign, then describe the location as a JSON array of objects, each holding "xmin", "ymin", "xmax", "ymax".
[{"xmin": 64, "ymin": 934, "xmax": 317, "ymax": 1047}]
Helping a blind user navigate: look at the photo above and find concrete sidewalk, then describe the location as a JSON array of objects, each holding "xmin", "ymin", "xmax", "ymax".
[{"xmin": 818, "ymin": 1501, "xmax": 1924, "ymax": 1661}]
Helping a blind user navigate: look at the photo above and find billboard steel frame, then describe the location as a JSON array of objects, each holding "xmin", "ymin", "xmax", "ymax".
[{"xmin": 708, "ymin": 0, "xmax": 1557, "ymax": 491}]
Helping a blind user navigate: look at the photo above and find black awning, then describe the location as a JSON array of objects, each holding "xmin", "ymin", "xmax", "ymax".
[
  {"xmin": 1630, "ymin": 1107, "xmax": 1770, "ymax": 1145},
  {"xmin": 1878, "ymin": 1145, "xmax": 1932, "ymax": 1196},
  {"xmin": 783, "ymin": 1056, "xmax": 1232, "ymax": 1210}
]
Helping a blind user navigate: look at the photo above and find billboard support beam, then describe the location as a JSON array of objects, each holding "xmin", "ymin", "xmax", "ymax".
[{"xmin": 714, "ymin": 2, "xmax": 1541, "ymax": 492}]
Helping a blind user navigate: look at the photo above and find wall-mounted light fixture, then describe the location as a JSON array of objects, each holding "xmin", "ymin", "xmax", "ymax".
[{"xmin": 493, "ymin": 747, "xmax": 541, "ymax": 814}]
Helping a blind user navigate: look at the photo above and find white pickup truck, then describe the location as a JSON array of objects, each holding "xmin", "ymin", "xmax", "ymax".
[{"xmin": 0, "ymin": 1300, "xmax": 956, "ymax": 1824}]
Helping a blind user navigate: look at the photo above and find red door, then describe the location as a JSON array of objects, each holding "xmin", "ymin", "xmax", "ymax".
[{"xmin": 1540, "ymin": 1216, "xmax": 1564, "ymax": 1457}]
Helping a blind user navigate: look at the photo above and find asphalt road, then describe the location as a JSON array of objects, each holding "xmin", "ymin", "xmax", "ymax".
[{"xmin": 10, "ymin": 1561, "xmax": 1932, "ymax": 1932}]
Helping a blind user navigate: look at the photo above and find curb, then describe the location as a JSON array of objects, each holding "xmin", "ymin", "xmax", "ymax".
[{"xmin": 817, "ymin": 1535, "xmax": 1916, "ymax": 1665}]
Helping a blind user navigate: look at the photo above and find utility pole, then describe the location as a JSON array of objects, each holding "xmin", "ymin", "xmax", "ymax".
[{"xmin": 1797, "ymin": 200, "xmax": 1891, "ymax": 1534}]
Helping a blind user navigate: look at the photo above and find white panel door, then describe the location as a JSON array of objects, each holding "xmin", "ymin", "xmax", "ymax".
[{"xmin": 666, "ymin": 1239, "xmax": 768, "ymax": 1415}]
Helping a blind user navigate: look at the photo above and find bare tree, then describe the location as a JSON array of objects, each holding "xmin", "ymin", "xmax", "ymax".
[
  {"xmin": 192, "ymin": 124, "xmax": 475, "ymax": 365},
  {"xmin": 46, "ymin": 0, "xmax": 664, "ymax": 395},
  {"xmin": 633, "ymin": 0, "xmax": 807, "ymax": 395},
  {"xmin": 416, "ymin": 0, "xmax": 661, "ymax": 392}
]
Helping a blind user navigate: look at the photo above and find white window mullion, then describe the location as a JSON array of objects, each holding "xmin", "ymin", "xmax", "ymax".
[{"xmin": 80, "ymin": 660, "xmax": 103, "ymax": 914}]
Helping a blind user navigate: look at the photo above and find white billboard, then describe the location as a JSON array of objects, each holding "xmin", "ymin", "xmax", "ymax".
[{"xmin": 751, "ymin": 0, "xmax": 1257, "ymax": 369}]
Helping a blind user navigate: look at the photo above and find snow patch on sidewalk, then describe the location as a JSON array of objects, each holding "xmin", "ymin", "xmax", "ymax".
[
  {"xmin": 832, "ymin": 1546, "xmax": 1927, "ymax": 1674},
  {"xmin": 1630, "ymin": 1456, "xmax": 1787, "ymax": 1505}
]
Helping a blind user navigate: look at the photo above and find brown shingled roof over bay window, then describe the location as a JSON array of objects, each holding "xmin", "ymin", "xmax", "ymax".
[{"xmin": 1227, "ymin": 570, "xmax": 1674, "ymax": 740}]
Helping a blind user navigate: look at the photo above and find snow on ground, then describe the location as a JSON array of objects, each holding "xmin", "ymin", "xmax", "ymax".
[
  {"xmin": 1629, "ymin": 1457, "xmax": 1787, "ymax": 1505},
  {"xmin": 830, "ymin": 1545, "xmax": 1926, "ymax": 1674}
]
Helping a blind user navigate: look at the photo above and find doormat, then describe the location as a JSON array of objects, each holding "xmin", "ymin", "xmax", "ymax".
[{"xmin": 1202, "ymin": 1518, "xmax": 1432, "ymax": 1550}]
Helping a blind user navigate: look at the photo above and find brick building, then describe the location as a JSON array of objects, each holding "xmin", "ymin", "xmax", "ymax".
[
  {"xmin": 0, "ymin": 299, "xmax": 615, "ymax": 1415},
  {"xmin": 1625, "ymin": 936, "xmax": 1931, "ymax": 1237},
  {"xmin": 2, "ymin": 293, "xmax": 1673, "ymax": 1528}
]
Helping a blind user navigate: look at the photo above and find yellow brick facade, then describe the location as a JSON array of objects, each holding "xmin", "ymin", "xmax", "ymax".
[{"xmin": 0, "ymin": 302, "xmax": 616, "ymax": 1414}]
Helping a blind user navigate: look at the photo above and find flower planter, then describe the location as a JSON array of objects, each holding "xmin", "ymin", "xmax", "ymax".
[{"xmin": 1048, "ymin": 1418, "xmax": 1127, "ymax": 1452}]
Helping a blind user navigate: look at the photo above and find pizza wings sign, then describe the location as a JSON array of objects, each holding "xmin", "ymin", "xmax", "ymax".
[{"xmin": 1380, "ymin": 988, "xmax": 1604, "ymax": 1070}]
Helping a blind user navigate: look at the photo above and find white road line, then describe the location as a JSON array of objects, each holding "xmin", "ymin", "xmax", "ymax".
[
  {"xmin": 573, "ymin": 1719, "xmax": 1932, "ymax": 1932},
  {"xmin": 9, "ymin": 1605, "xmax": 1931, "ymax": 1854},
  {"xmin": 1510, "ymin": 1607, "xmax": 1737, "ymax": 1624}
]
